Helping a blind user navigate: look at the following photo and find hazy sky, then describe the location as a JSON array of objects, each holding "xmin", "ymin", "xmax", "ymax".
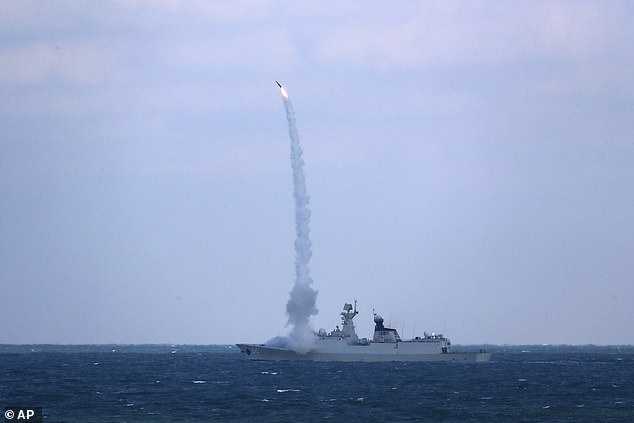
[{"xmin": 2, "ymin": 1, "xmax": 633, "ymax": 345}]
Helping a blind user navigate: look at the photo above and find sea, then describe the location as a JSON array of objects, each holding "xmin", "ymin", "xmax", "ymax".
[{"xmin": 1, "ymin": 344, "xmax": 632, "ymax": 422}]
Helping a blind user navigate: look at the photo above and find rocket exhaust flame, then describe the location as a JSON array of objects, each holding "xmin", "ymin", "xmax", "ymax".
[{"xmin": 268, "ymin": 81, "xmax": 318, "ymax": 354}]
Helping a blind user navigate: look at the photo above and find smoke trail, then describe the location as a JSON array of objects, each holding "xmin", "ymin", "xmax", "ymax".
[{"xmin": 276, "ymin": 87, "xmax": 319, "ymax": 354}]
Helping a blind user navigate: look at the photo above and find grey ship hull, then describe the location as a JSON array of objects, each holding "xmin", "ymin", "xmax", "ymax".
[{"xmin": 237, "ymin": 343, "xmax": 492, "ymax": 362}]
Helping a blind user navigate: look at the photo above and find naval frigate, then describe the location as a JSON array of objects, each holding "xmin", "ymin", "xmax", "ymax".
[{"xmin": 237, "ymin": 302, "xmax": 491, "ymax": 362}]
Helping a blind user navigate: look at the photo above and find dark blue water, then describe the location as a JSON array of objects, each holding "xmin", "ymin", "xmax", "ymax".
[{"xmin": 1, "ymin": 345, "xmax": 632, "ymax": 422}]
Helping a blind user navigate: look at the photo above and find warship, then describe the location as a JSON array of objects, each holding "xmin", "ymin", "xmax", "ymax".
[{"xmin": 237, "ymin": 302, "xmax": 491, "ymax": 362}]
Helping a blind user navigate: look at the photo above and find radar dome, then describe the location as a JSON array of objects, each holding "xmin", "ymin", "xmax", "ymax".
[
  {"xmin": 318, "ymin": 328, "xmax": 327, "ymax": 336},
  {"xmin": 374, "ymin": 314, "xmax": 384, "ymax": 323}
]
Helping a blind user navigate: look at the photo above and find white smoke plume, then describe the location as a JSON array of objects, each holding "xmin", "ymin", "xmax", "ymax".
[{"xmin": 267, "ymin": 87, "xmax": 318, "ymax": 354}]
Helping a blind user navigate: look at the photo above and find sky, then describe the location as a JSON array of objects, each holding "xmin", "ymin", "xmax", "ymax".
[{"xmin": 1, "ymin": 0, "xmax": 633, "ymax": 345}]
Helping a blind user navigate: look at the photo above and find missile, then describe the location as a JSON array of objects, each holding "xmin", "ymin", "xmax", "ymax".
[{"xmin": 276, "ymin": 80, "xmax": 289, "ymax": 99}]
